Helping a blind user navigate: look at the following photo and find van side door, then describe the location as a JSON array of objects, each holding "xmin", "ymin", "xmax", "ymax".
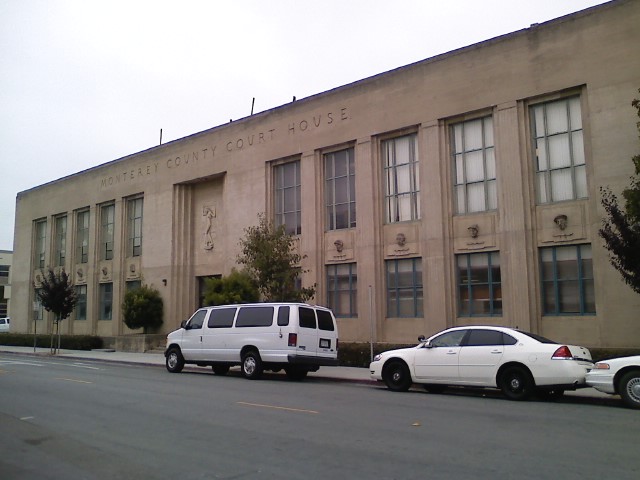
[
  {"xmin": 296, "ymin": 306, "xmax": 319, "ymax": 357},
  {"xmin": 201, "ymin": 307, "xmax": 237, "ymax": 362},
  {"xmin": 181, "ymin": 309, "xmax": 208, "ymax": 360}
]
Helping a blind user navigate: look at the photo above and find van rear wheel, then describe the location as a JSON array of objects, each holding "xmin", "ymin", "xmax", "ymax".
[{"xmin": 241, "ymin": 350, "xmax": 263, "ymax": 380}]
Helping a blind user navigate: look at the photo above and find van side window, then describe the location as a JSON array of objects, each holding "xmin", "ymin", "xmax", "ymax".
[
  {"xmin": 277, "ymin": 306, "xmax": 290, "ymax": 326},
  {"xmin": 188, "ymin": 310, "xmax": 207, "ymax": 329},
  {"xmin": 299, "ymin": 307, "xmax": 317, "ymax": 329},
  {"xmin": 235, "ymin": 306, "xmax": 274, "ymax": 327},
  {"xmin": 317, "ymin": 310, "xmax": 335, "ymax": 331},
  {"xmin": 208, "ymin": 307, "xmax": 236, "ymax": 328}
]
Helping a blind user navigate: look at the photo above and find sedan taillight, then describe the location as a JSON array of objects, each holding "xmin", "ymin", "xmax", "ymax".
[{"xmin": 551, "ymin": 345, "xmax": 573, "ymax": 359}]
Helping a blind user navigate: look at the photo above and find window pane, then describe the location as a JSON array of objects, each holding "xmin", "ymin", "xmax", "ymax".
[
  {"xmin": 548, "ymin": 134, "xmax": 571, "ymax": 169},
  {"xmin": 546, "ymin": 101, "xmax": 569, "ymax": 134},
  {"xmin": 467, "ymin": 183, "xmax": 485, "ymax": 213},
  {"xmin": 575, "ymin": 165, "xmax": 588, "ymax": 198},
  {"xmin": 551, "ymin": 168, "xmax": 573, "ymax": 201}
]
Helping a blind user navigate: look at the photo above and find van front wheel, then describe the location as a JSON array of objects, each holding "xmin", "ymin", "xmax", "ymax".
[
  {"xmin": 241, "ymin": 351, "xmax": 263, "ymax": 380},
  {"xmin": 166, "ymin": 348, "xmax": 184, "ymax": 373}
]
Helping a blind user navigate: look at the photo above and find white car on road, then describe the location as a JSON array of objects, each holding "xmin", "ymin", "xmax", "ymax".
[
  {"xmin": 586, "ymin": 356, "xmax": 640, "ymax": 409},
  {"xmin": 370, "ymin": 326, "xmax": 593, "ymax": 400}
]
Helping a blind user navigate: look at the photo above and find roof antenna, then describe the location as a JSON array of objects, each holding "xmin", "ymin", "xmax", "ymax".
[
  {"xmin": 251, "ymin": 97, "xmax": 255, "ymax": 115},
  {"xmin": 159, "ymin": 128, "xmax": 163, "ymax": 145},
  {"xmin": 292, "ymin": 96, "xmax": 296, "ymax": 102}
]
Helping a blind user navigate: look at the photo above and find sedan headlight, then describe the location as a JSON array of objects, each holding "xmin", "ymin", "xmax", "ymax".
[{"xmin": 373, "ymin": 354, "xmax": 383, "ymax": 362}]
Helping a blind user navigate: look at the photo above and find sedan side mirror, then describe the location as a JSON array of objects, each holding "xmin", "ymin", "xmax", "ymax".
[{"xmin": 418, "ymin": 335, "xmax": 426, "ymax": 343}]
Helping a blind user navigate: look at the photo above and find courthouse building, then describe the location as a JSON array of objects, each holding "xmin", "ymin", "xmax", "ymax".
[{"xmin": 11, "ymin": 0, "xmax": 640, "ymax": 348}]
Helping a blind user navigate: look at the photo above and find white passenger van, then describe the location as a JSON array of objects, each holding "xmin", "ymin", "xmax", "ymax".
[{"xmin": 165, "ymin": 303, "xmax": 339, "ymax": 380}]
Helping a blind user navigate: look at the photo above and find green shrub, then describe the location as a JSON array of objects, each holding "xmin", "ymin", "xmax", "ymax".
[
  {"xmin": 338, "ymin": 342, "xmax": 415, "ymax": 367},
  {"xmin": 0, "ymin": 333, "xmax": 103, "ymax": 350},
  {"xmin": 122, "ymin": 285, "xmax": 164, "ymax": 333}
]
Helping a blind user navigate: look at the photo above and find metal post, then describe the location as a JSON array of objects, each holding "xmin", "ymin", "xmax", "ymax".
[{"xmin": 369, "ymin": 285, "xmax": 374, "ymax": 362}]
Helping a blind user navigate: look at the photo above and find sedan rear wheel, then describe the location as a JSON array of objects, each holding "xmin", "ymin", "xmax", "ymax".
[
  {"xmin": 382, "ymin": 360, "xmax": 412, "ymax": 392},
  {"xmin": 619, "ymin": 371, "xmax": 640, "ymax": 409},
  {"xmin": 499, "ymin": 366, "xmax": 534, "ymax": 401}
]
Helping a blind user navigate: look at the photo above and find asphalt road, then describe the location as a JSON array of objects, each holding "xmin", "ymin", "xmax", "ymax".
[{"xmin": 1, "ymin": 354, "xmax": 638, "ymax": 480}]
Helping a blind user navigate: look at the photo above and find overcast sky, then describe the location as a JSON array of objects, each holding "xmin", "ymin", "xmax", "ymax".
[{"xmin": 0, "ymin": 0, "xmax": 609, "ymax": 251}]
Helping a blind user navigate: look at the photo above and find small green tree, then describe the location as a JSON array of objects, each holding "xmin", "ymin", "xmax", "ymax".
[
  {"xmin": 122, "ymin": 285, "xmax": 164, "ymax": 333},
  {"xmin": 237, "ymin": 213, "xmax": 316, "ymax": 302},
  {"xmin": 34, "ymin": 267, "xmax": 77, "ymax": 354},
  {"xmin": 599, "ymin": 89, "xmax": 640, "ymax": 294},
  {"xmin": 202, "ymin": 269, "xmax": 259, "ymax": 306}
]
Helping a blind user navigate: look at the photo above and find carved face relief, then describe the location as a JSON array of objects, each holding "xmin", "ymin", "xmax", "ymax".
[
  {"xmin": 554, "ymin": 214, "xmax": 568, "ymax": 231},
  {"xmin": 334, "ymin": 239, "xmax": 344, "ymax": 252},
  {"xmin": 395, "ymin": 233, "xmax": 407, "ymax": 247},
  {"xmin": 468, "ymin": 224, "xmax": 479, "ymax": 239}
]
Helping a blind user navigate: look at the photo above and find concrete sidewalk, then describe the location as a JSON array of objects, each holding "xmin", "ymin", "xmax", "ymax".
[{"xmin": 0, "ymin": 345, "xmax": 620, "ymax": 405}]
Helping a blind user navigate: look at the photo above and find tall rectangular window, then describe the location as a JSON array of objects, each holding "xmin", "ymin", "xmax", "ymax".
[
  {"xmin": 75, "ymin": 285, "xmax": 87, "ymax": 320},
  {"xmin": 274, "ymin": 161, "xmax": 301, "ymax": 235},
  {"xmin": 457, "ymin": 252, "xmax": 502, "ymax": 316},
  {"xmin": 325, "ymin": 148, "xmax": 356, "ymax": 230},
  {"xmin": 386, "ymin": 258, "xmax": 423, "ymax": 317},
  {"xmin": 34, "ymin": 219, "xmax": 47, "ymax": 269},
  {"xmin": 383, "ymin": 134, "xmax": 420, "ymax": 223},
  {"xmin": 531, "ymin": 96, "xmax": 587, "ymax": 203},
  {"xmin": 54, "ymin": 215, "xmax": 67, "ymax": 267},
  {"xmin": 100, "ymin": 204, "xmax": 115, "ymax": 261},
  {"xmin": 327, "ymin": 263, "xmax": 357, "ymax": 317},
  {"xmin": 541, "ymin": 244, "xmax": 595, "ymax": 315},
  {"xmin": 76, "ymin": 210, "xmax": 90, "ymax": 264},
  {"xmin": 127, "ymin": 197, "xmax": 143, "ymax": 257},
  {"xmin": 452, "ymin": 116, "xmax": 497, "ymax": 214},
  {"xmin": 99, "ymin": 283, "xmax": 113, "ymax": 320}
]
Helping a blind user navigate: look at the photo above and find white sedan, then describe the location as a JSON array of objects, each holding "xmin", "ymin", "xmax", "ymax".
[
  {"xmin": 585, "ymin": 356, "xmax": 640, "ymax": 409},
  {"xmin": 370, "ymin": 326, "xmax": 593, "ymax": 401}
]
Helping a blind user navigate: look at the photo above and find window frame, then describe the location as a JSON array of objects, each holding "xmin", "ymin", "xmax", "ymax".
[
  {"xmin": 75, "ymin": 284, "xmax": 87, "ymax": 320},
  {"xmin": 382, "ymin": 133, "xmax": 420, "ymax": 223},
  {"xmin": 34, "ymin": 219, "xmax": 47, "ymax": 269},
  {"xmin": 324, "ymin": 147, "xmax": 356, "ymax": 230},
  {"xmin": 530, "ymin": 95, "xmax": 587, "ymax": 204},
  {"xmin": 386, "ymin": 257, "xmax": 423, "ymax": 318},
  {"xmin": 326, "ymin": 263, "xmax": 358, "ymax": 318},
  {"xmin": 54, "ymin": 214, "xmax": 67, "ymax": 267},
  {"xmin": 540, "ymin": 244, "xmax": 595, "ymax": 316},
  {"xmin": 450, "ymin": 115, "xmax": 497, "ymax": 214},
  {"xmin": 75, "ymin": 209, "xmax": 90, "ymax": 264},
  {"xmin": 273, "ymin": 160, "xmax": 302, "ymax": 235},
  {"xmin": 100, "ymin": 203, "xmax": 115, "ymax": 261},
  {"xmin": 99, "ymin": 282, "xmax": 113, "ymax": 320},
  {"xmin": 127, "ymin": 196, "xmax": 143, "ymax": 258},
  {"xmin": 456, "ymin": 251, "xmax": 502, "ymax": 317}
]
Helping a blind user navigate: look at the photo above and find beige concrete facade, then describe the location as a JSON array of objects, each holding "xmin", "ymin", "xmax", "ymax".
[{"xmin": 11, "ymin": 0, "xmax": 640, "ymax": 348}]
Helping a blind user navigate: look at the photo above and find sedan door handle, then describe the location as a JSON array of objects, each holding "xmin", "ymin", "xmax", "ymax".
[
  {"xmin": 446, "ymin": 351, "xmax": 457, "ymax": 355},
  {"xmin": 491, "ymin": 350, "xmax": 502, "ymax": 354}
]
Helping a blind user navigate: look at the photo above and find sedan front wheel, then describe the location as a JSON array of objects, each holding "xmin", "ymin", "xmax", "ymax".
[
  {"xmin": 619, "ymin": 371, "xmax": 640, "ymax": 409},
  {"xmin": 382, "ymin": 360, "xmax": 412, "ymax": 392}
]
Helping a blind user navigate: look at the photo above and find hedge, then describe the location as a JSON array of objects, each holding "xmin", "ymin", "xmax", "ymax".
[{"xmin": 0, "ymin": 333, "xmax": 103, "ymax": 351}]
